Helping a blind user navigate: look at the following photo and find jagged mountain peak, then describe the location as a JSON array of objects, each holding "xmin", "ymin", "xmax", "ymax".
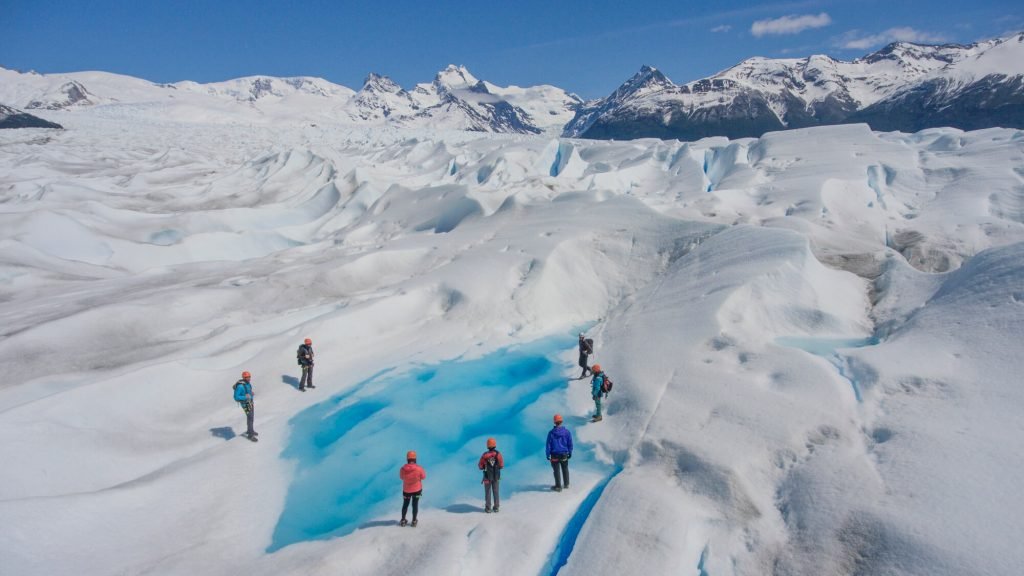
[
  {"xmin": 361, "ymin": 73, "xmax": 405, "ymax": 94},
  {"xmin": 612, "ymin": 65, "xmax": 674, "ymax": 100},
  {"xmin": 434, "ymin": 65, "xmax": 479, "ymax": 90}
]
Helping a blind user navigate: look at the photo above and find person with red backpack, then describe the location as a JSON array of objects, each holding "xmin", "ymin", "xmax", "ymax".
[
  {"xmin": 399, "ymin": 450, "xmax": 426, "ymax": 527},
  {"xmin": 590, "ymin": 364, "xmax": 611, "ymax": 422},
  {"xmin": 478, "ymin": 437, "xmax": 504, "ymax": 513}
]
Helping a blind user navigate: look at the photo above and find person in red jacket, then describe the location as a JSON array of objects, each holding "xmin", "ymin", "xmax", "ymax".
[
  {"xmin": 478, "ymin": 437, "xmax": 504, "ymax": 513},
  {"xmin": 399, "ymin": 450, "xmax": 426, "ymax": 527}
]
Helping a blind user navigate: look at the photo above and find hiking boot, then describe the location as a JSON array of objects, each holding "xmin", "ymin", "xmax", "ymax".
[
  {"xmin": 308, "ymin": 384, "xmax": 316, "ymax": 388},
  {"xmin": 411, "ymin": 519, "xmax": 418, "ymax": 527},
  {"xmin": 551, "ymin": 485, "xmax": 562, "ymax": 492},
  {"xmin": 484, "ymin": 507, "xmax": 492, "ymax": 514},
  {"xmin": 400, "ymin": 518, "xmax": 408, "ymax": 527},
  {"xmin": 493, "ymin": 506, "xmax": 499, "ymax": 513},
  {"xmin": 591, "ymin": 415, "xmax": 603, "ymax": 422}
]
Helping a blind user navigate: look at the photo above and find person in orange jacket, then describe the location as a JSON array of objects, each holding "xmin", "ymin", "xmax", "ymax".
[
  {"xmin": 399, "ymin": 450, "xmax": 426, "ymax": 527},
  {"xmin": 478, "ymin": 437, "xmax": 505, "ymax": 513}
]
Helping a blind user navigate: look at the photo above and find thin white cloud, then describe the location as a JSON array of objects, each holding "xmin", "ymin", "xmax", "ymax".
[
  {"xmin": 506, "ymin": 0, "xmax": 822, "ymax": 52},
  {"xmin": 711, "ymin": 24, "xmax": 733, "ymax": 33},
  {"xmin": 839, "ymin": 27, "xmax": 948, "ymax": 50},
  {"xmin": 751, "ymin": 13, "xmax": 832, "ymax": 37}
]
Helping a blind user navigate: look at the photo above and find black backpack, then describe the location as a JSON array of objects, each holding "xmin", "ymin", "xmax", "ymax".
[
  {"xmin": 601, "ymin": 374, "xmax": 614, "ymax": 394},
  {"xmin": 483, "ymin": 450, "xmax": 501, "ymax": 480}
]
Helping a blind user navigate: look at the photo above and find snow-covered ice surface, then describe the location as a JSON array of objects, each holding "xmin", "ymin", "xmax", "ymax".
[{"xmin": 1, "ymin": 112, "xmax": 1023, "ymax": 576}]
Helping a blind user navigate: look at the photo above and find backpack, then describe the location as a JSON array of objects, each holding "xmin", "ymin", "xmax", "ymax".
[
  {"xmin": 485, "ymin": 451, "xmax": 500, "ymax": 471},
  {"xmin": 601, "ymin": 374, "xmax": 614, "ymax": 394},
  {"xmin": 584, "ymin": 338, "xmax": 594, "ymax": 353}
]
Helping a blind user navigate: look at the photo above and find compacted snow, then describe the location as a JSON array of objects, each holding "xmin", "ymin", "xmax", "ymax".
[{"xmin": 0, "ymin": 112, "xmax": 1022, "ymax": 576}]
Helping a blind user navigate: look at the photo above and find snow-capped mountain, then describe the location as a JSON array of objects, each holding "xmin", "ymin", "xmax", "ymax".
[
  {"xmin": 564, "ymin": 32, "xmax": 1024, "ymax": 140},
  {"xmin": 0, "ymin": 64, "xmax": 579, "ymax": 134},
  {"xmin": 0, "ymin": 104, "xmax": 63, "ymax": 129},
  {"xmin": 349, "ymin": 65, "xmax": 563, "ymax": 134}
]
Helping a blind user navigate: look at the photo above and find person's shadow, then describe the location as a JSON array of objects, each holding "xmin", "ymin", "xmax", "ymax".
[
  {"xmin": 517, "ymin": 484, "xmax": 556, "ymax": 492},
  {"xmin": 358, "ymin": 520, "xmax": 397, "ymax": 529},
  {"xmin": 209, "ymin": 427, "xmax": 235, "ymax": 440},
  {"xmin": 444, "ymin": 503, "xmax": 485, "ymax": 514},
  {"xmin": 282, "ymin": 375, "xmax": 300, "ymax": 390}
]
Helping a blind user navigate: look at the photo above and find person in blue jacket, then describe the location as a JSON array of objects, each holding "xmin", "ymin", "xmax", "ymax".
[
  {"xmin": 233, "ymin": 371, "xmax": 257, "ymax": 441},
  {"xmin": 590, "ymin": 364, "xmax": 606, "ymax": 423},
  {"xmin": 545, "ymin": 414, "xmax": 573, "ymax": 491}
]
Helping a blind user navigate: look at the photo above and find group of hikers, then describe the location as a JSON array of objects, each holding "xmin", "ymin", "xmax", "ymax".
[{"xmin": 232, "ymin": 332, "xmax": 615, "ymax": 526}]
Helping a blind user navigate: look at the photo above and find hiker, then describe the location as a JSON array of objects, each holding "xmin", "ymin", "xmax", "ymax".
[
  {"xmin": 546, "ymin": 414, "xmax": 573, "ymax": 491},
  {"xmin": 297, "ymin": 338, "xmax": 315, "ymax": 391},
  {"xmin": 478, "ymin": 437, "xmax": 504, "ymax": 513},
  {"xmin": 578, "ymin": 333, "xmax": 594, "ymax": 378},
  {"xmin": 591, "ymin": 364, "xmax": 606, "ymax": 422},
  {"xmin": 233, "ymin": 371, "xmax": 258, "ymax": 441},
  {"xmin": 400, "ymin": 450, "xmax": 426, "ymax": 527}
]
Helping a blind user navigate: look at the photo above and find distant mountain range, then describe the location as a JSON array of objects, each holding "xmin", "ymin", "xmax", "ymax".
[
  {"xmin": 566, "ymin": 32, "xmax": 1024, "ymax": 140},
  {"xmin": 2, "ymin": 32, "xmax": 1022, "ymax": 139}
]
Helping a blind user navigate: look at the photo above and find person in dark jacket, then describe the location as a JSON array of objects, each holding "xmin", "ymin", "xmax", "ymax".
[
  {"xmin": 233, "ymin": 371, "xmax": 257, "ymax": 441},
  {"xmin": 590, "ymin": 364, "xmax": 606, "ymax": 422},
  {"xmin": 577, "ymin": 333, "xmax": 593, "ymax": 378},
  {"xmin": 297, "ymin": 338, "xmax": 315, "ymax": 391},
  {"xmin": 478, "ymin": 437, "xmax": 505, "ymax": 513},
  {"xmin": 545, "ymin": 414, "xmax": 573, "ymax": 491}
]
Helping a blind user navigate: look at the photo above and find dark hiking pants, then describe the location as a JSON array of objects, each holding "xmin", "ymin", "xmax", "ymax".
[
  {"xmin": 550, "ymin": 456, "xmax": 570, "ymax": 489},
  {"xmin": 485, "ymin": 480, "xmax": 500, "ymax": 510},
  {"xmin": 300, "ymin": 364, "xmax": 313, "ymax": 389},
  {"xmin": 241, "ymin": 401, "xmax": 255, "ymax": 435},
  {"xmin": 402, "ymin": 490, "xmax": 421, "ymax": 520}
]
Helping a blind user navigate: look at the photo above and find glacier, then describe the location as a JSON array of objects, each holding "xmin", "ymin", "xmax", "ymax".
[{"xmin": 0, "ymin": 110, "xmax": 1023, "ymax": 576}]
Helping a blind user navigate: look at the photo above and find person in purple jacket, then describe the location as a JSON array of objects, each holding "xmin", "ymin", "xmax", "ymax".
[{"xmin": 546, "ymin": 414, "xmax": 573, "ymax": 491}]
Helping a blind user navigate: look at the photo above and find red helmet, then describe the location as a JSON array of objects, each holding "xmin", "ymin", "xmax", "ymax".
[
  {"xmin": 486, "ymin": 437, "xmax": 497, "ymax": 448},
  {"xmin": 553, "ymin": 414, "xmax": 563, "ymax": 424},
  {"xmin": 241, "ymin": 371, "xmax": 251, "ymax": 379},
  {"xmin": 406, "ymin": 450, "xmax": 417, "ymax": 461},
  {"xmin": 592, "ymin": 364, "xmax": 602, "ymax": 373},
  {"xmin": 304, "ymin": 338, "xmax": 312, "ymax": 345}
]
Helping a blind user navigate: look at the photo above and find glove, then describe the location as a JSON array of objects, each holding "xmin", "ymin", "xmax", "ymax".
[{"xmin": 567, "ymin": 454, "xmax": 572, "ymax": 460}]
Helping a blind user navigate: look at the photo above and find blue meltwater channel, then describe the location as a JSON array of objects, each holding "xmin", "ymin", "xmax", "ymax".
[{"xmin": 268, "ymin": 334, "xmax": 603, "ymax": 552}]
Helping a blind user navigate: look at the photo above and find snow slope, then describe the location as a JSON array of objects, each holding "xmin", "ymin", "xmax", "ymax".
[{"xmin": 1, "ymin": 113, "xmax": 1023, "ymax": 576}]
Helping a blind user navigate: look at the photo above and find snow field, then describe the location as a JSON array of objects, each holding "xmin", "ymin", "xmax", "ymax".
[{"xmin": 1, "ymin": 116, "xmax": 1023, "ymax": 575}]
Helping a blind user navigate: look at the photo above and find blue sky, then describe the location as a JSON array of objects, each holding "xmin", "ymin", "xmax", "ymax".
[{"xmin": 2, "ymin": 0, "xmax": 1021, "ymax": 99}]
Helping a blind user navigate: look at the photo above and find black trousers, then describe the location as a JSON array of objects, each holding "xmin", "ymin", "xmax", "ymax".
[
  {"xmin": 484, "ymin": 479, "xmax": 500, "ymax": 509},
  {"xmin": 241, "ymin": 401, "xmax": 255, "ymax": 435},
  {"xmin": 402, "ymin": 490, "xmax": 422, "ymax": 520},
  {"xmin": 300, "ymin": 364, "xmax": 313, "ymax": 389},
  {"xmin": 550, "ymin": 456, "xmax": 570, "ymax": 488},
  {"xmin": 578, "ymin": 354, "xmax": 591, "ymax": 377}
]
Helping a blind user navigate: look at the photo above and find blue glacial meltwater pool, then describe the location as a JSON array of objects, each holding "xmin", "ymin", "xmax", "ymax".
[{"xmin": 268, "ymin": 335, "xmax": 596, "ymax": 552}]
